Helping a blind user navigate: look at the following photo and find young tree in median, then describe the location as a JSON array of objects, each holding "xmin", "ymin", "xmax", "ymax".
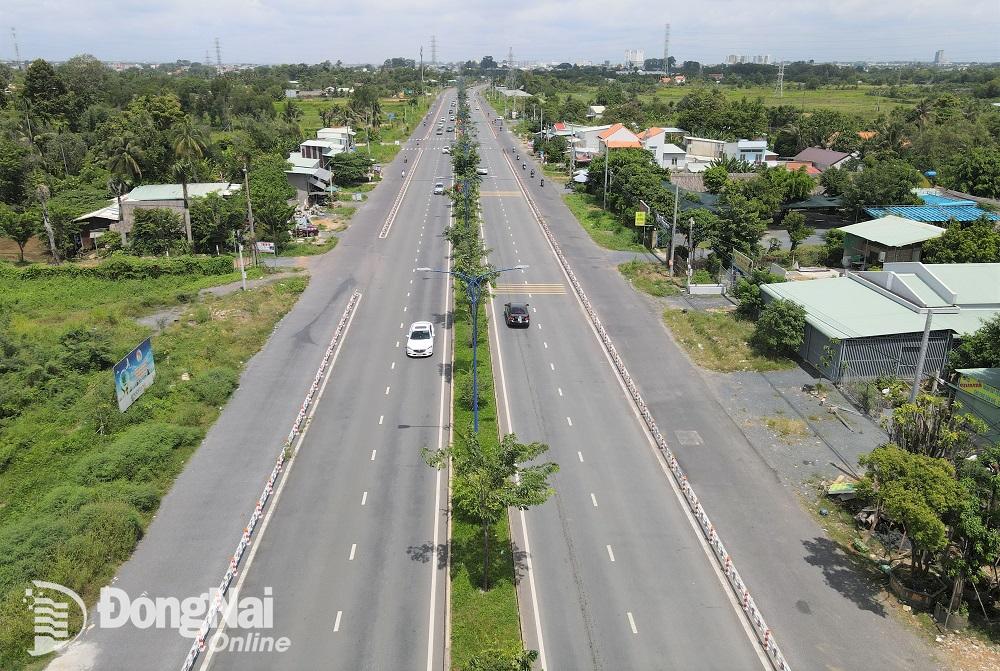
[{"xmin": 423, "ymin": 431, "xmax": 558, "ymax": 590}]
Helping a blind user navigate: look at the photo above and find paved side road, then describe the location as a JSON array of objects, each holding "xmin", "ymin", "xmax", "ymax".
[{"xmin": 486, "ymin": 99, "xmax": 939, "ymax": 671}]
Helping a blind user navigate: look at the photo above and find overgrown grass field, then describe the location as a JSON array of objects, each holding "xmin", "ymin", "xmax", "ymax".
[
  {"xmin": 618, "ymin": 260, "xmax": 681, "ymax": 297},
  {"xmin": 563, "ymin": 192, "xmax": 646, "ymax": 252},
  {"xmin": 0, "ymin": 258, "xmax": 306, "ymax": 670},
  {"xmin": 662, "ymin": 308, "xmax": 796, "ymax": 373}
]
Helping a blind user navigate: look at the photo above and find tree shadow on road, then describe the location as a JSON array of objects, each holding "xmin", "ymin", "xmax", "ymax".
[
  {"xmin": 802, "ymin": 536, "xmax": 888, "ymax": 617},
  {"xmin": 406, "ymin": 542, "xmax": 448, "ymax": 570}
]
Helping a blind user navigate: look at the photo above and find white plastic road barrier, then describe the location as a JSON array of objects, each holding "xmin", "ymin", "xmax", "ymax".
[
  {"xmin": 514, "ymin": 177, "xmax": 792, "ymax": 671},
  {"xmin": 180, "ymin": 291, "xmax": 362, "ymax": 671}
]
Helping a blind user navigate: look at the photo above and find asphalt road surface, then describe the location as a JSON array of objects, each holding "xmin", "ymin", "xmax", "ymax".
[
  {"xmin": 53, "ymin": 92, "xmax": 457, "ymax": 671},
  {"xmin": 468, "ymin": 95, "xmax": 767, "ymax": 671},
  {"xmin": 476, "ymin": 90, "xmax": 936, "ymax": 671}
]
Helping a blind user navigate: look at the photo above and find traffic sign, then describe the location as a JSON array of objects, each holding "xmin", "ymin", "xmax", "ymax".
[{"xmin": 634, "ymin": 211, "xmax": 647, "ymax": 226}]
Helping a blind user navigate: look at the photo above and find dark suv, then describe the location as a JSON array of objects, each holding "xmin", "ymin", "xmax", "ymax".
[{"xmin": 504, "ymin": 302, "xmax": 530, "ymax": 327}]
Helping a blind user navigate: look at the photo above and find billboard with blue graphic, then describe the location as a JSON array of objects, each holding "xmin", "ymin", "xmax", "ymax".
[{"xmin": 114, "ymin": 337, "xmax": 156, "ymax": 412}]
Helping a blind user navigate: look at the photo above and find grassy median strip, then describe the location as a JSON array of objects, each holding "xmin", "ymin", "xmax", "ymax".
[
  {"xmin": 449, "ymin": 300, "xmax": 522, "ymax": 669},
  {"xmin": 563, "ymin": 192, "xmax": 647, "ymax": 253},
  {"xmin": 0, "ymin": 258, "xmax": 307, "ymax": 670},
  {"xmin": 662, "ymin": 308, "xmax": 796, "ymax": 373}
]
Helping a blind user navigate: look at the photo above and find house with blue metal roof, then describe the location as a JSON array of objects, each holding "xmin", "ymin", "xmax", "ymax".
[{"xmin": 865, "ymin": 191, "xmax": 1000, "ymax": 224}]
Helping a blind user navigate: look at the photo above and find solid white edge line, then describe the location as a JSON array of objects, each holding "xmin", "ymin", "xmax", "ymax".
[
  {"xmin": 361, "ymin": 491, "xmax": 367, "ymax": 506},
  {"xmin": 427, "ymin": 235, "xmax": 453, "ymax": 671},
  {"xmin": 349, "ymin": 544, "xmax": 357, "ymax": 561},
  {"xmin": 591, "ymin": 493, "xmax": 598, "ymax": 507},
  {"xmin": 485, "ymin": 221, "xmax": 548, "ymax": 671},
  {"xmin": 607, "ymin": 545, "xmax": 616, "ymax": 562},
  {"xmin": 334, "ymin": 610, "xmax": 343, "ymax": 632},
  {"xmin": 199, "ymin": 292, "xmax": 363, "ymax": 670},
  {"xmin": 627, "ymin": 611, "xmax": 637, "ymax": 634},
  {"xmin": 502, "ymin": 148, "xmax": 773, "ymax": 670}
]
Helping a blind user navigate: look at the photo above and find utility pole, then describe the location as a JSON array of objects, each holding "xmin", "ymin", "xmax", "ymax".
[
  {"xmin": 668, "ymin": 183, "xmax": 679, "ymax": 275},
  {"xmin": 420, "ymin": 45, "xmax": 424, "ymax": 85},
  {"xmin": 909, "ymin": 310, "xmax": 935, "ymax": 403},
  {"xmin": 663, "ymin": 23, "xmax": 670, "ymax": 76},
  {"xmin": 603, "ymin": 144, "xmax": 610, "ymax": 209},
  {"xmin": 242, "ymin": 163, "xmax": 257, "ymax": 266},
  {"xmin": 214, "ymin": 37, "xmax": 223, "ymax": 75},
  {"xmin": 11, "ymin": 27, "xmax": 22, "ymax": 70}
]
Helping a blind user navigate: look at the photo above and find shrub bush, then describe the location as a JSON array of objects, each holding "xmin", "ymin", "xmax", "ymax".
[
  {"xmin": 187, "ymin": 367, "xmax": 239, "ymax": 407},
  {"xmin": 73, "ymin": 423, "xmax": 199, "ymax": 484},
  {"xmin": 456, "ymin": 369, "xmax": 492, "ymax": 411},
  {"xmin": 751, "ymin": 299, "xmax": 806, "ymax": 355},
  {"xmin": 11, "ymin": 255, "xmax": 234, "ymax": 281}
]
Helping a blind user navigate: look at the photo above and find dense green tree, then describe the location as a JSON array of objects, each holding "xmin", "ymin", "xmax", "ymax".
[
  {"xmin": 858, "ymin": 444, "xmax": 964, "ymax": 579},
  {"xmin": 248, "ymin": 155, "xmax": 295, "ymax": 250},
  {"xmin": 782, "ymin": 211, "xmax": 814, "ymax": 251},
  {"xmin": 330, "ymin": 152, "xmax": 375, "ymax": 186},
  {"xmin": 843, "ymin": 156, "xmax": 922, "ymax": 213},
  {"xmin": 0, "ymin": 139, "xmax": 31, "ymax": 206},
  {"xmin": 950, "ymin": 314, "xmax": 1000, "ymax": 370},
  {"xmin": 23, "ymin": 59, "xmax": 72, "ymax": 120},
  {"xmin": 820, "ymin": 165, "xmax": 851, "ymax": 196},
  {"xmin": 56, "ymin": 55, "xmax": 110, "ymax": 113},
  {"xmin": 922, "ymin": 217, "xmax": 1000, "ymax": 264},
  {"xmin": 732, "ymin": 268, "xmax": 784, "ymax": 319},
  {"xmin": 712, "ymin": 191, "xmax": 768, "ymax": 258},
  {"xmin": 280, "ymin": 99, "xmax": 302, "ymax": 124},
  {"xmin": 702, "ymin": 165, "xmax": 729, "ymax": 194},
  {"xmin": 130, "ymin": 207, "xmax": 185, "ymax": 256},
  {"xmin": 189, "ymin": 192, "xmax": 245, "ymax": 254},
  {"xmin": 0, "ymin": 205, "xmax": 37, "ymax": 262},
  {"xmin": 751, "ymin": 298, "xmax": 805, "ymax": 355},
  {"xmin": 675, "ymin": 88, "xmax": 728, "ymax": 138},
  {"xmin": 942, "ymin": 147, "xmax": 1000, "ymax": 198}
]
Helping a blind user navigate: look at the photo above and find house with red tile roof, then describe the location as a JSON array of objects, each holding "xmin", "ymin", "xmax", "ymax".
[{"xmin": 598, "ymin": 123, "xmax": 642, "ymax": 150}]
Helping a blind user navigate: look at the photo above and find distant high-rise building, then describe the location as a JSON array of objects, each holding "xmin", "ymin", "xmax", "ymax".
[
  {"xmin": 625, "ymin": 49, "xmax": 645, "ymax": 68},
  {"xmin": 726, "ymin": 54, "xmax": 738, "ymax": 65},
  {"xmin": 933, "ymin": 49, "xmax": 945, "ymax": 65}
]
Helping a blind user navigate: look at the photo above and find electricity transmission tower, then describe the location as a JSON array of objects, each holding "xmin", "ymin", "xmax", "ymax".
[
  {"xmin": 10, "ymin": 27, "xmax": 22, "ymax": 70},
  {"xmin": 663, "ymin": 23, "xmax": 670, "ymax": 75},
  {"xmin": 775, "ymin": 60, "xmax": 785, "ymax": 97},
  {"xmin": 214, "ymin": 37, "xmax": 222, "ymax": 74},
  {"xmin": 430, "ymin": 35, "xmax": 437, "ymax": 66}
]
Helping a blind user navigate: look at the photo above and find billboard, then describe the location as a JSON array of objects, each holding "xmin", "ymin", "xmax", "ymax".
[{"xmin": 114, "ymin": 338, "xmax": 156, "ymax": 413}]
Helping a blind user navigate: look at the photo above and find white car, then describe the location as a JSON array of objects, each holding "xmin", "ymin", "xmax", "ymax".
[
  {"xmin": 433, "ymin": 182, "xmax": 445, "ymax": 195},
  {"xmin": 442, "ymin": 146, "xmax": 451, "ymax": 154},
  {"xmin": 406, "ymin": 321, "xmax": 435, "ymax": 357},
  {"xmin": 476, "ymin": 167, "xmax": 488, "ymax": 175}
]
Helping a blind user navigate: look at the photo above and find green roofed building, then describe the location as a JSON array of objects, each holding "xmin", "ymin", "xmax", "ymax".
[
  {"xmin": 761, "ymin": 262, "xmax": 1000, "ymax": 381},
  {"xmin": 838, "ymin": 215, "xmax": 945, "ymax": 269}
]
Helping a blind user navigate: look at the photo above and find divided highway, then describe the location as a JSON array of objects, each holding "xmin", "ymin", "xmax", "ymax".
[
  {"xmin": 54, "ymin": 92, "xmax": 457, "ymax": 671},
  {"xmin": 469, "ymin": 96, "xmax": 767, "ymax": 669}
]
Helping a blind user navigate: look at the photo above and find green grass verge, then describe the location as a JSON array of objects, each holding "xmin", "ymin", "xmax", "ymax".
[
  {"xmin": 278, "ymin": 237, "xmax": 338, "ymax": 257},
  {"xmin": 662, "ymin": 308, "xmax": 796, "ymax": 372},
  {"xmin": 618, "ymin": 260, "xmax": 681, "ymax": 296},
  {"xmin": 0, "ymin": 269, "xmax": 308, "ymax": 670},
  {"xmin": 448, "ymin": 264, "xmax": 521, "ymax": 669},
  {"xmin": 563, "ymin": 192, "xmax": 647, "ymax": 252}
]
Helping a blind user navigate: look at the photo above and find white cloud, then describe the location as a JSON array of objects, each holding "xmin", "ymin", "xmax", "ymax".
[{"xmin": 4, "ymin": 0, "xmax": 999, "ymax": 64}]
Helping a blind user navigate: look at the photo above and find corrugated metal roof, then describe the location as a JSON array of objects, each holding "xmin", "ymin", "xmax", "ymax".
[
  {"xmin": 838, "ymin": 215, "xmax": 945, "ymax": 247},
  {"xmin": 127, "ymin": 183, "xmax": 240, "ymax": 201},
  {"xmin": 922, "ymin": 263, "xmax": 1000, "ymax": 304},
  {"xmin": 920, "ymin": 193, "xmax": 976, "ymax": 207},
  {"xmin": 865, "ymin": 205, "xmax": 1000, "ymax": 223}
]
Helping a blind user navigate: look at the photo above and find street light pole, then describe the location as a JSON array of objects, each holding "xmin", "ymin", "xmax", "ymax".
[{"xmin": 418, "ymin": 265, "xmax": 528, "ymax": 432}]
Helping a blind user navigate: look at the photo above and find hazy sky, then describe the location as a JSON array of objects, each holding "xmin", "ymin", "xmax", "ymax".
[{"xmin": 6, "ymin": 0, "xmax": 1000, "ymax": 65}]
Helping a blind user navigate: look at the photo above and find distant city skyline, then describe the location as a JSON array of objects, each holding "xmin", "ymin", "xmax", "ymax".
[{"xmin": 4, "ymin": 0, "xmax": 999, "ymax": 66}]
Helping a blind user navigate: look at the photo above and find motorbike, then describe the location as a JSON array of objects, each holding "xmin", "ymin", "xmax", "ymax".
[
  {"xmin": 530, "ymin": 169, "xmax": 534, "ymax": 178},
  {"xmin": 401, "ymin": 170, "xmax": 406, "ymax": 178},
  {"xmin": 522, "ymin": 163, "xmax": 526, "ymax": 170},
  {"xmin": 540, "ymin": 178, "xmax": 544, "ymax": 187},
  {"xmin": 404, "ymin": 156, "xmax": 408, "ymax": 163}
]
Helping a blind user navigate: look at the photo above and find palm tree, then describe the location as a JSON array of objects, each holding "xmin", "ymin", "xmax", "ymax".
[
  {"xmin": 171, "ymin": 117, "xmax": 208, "ymax": 244},
  {"xmin": 106, "ymin": 136, "xmax": 143, "ymax": 246}
]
